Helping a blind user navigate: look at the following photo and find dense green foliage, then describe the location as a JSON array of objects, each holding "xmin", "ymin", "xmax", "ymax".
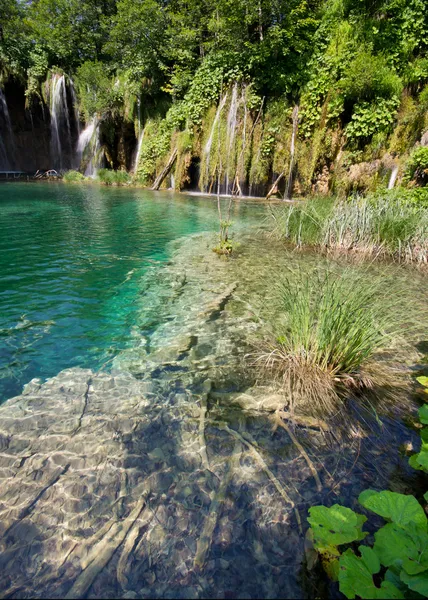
[
  {"xmin": 0, "ymin": 0, "xmax": 427, "ymax": 190},
  {"xmin": 307, "ymin": 376, "xmax": 428, "ymax": 599}
]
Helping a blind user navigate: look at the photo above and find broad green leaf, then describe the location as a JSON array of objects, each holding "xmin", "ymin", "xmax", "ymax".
[
  {"xmin": 308, "ymin": 505, "xmax": 367, "ymax": 548},
  {"xmin": 415, "ymin": 449, "xmax": 428, "ymax": 471},
  {"xmin": 416, "ymin": 376, "xmax": 428, "ymax": 388},
  {"xmin": 358, "ymin": 490, "xmax": 427, "ymax": 529},
  {"xmin": 424, "ymin": 491, "xmax": 428, "ymax": 503},
  {"xmin": 419, "ymin": 406, "xmax": 428, "ymax": 424},
  {"xmin": 374, "ymin": 523, "xmax": 428, "ymax": 574},
  {"xmin": 338, "ymin": 549, "xmax": 404, "ymax": 599},
  {"xmin": 409, "ymin": 453, "xmax": 426, "ymax": 471},
  {"xmin": 400, "ymin": 569, "xmax": 428, "ymax": 596}
]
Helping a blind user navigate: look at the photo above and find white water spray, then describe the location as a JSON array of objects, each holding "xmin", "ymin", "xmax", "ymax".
[
  {"xmin": 77, "ymin": 117, "xmax": 103, "ymax": 177},
  {"xmin": 50, "ymin": 74, "xmax": 72, "ymax": 170},
  {"xmin": 133, "ymin": 128, "xmax": 145, "ymax": 173},
  {"xmin": 204, "ymin": 93, "xmax": 228, "ymax": 191},
  {"xmin": 225, "ymin": 83, "xmax": 238, "ymax": 194},
  {"xmin": 388, "ymin": 164, "xmax": 399, "ymax": 190},
  {"xmin": 285, "ymin": 105, "xmax": 299, "ymax": 200}
]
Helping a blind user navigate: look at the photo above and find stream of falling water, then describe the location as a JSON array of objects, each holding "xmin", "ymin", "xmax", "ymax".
[
  {"xmin": 388, "ymin": 164, "xmax": 399, "ymax": 190},
  {"xmin": 285, "ymin": 105, "xmax": 299, "ymax": 200},
  {"xmin": 225, "ymin": 83, "xmax": 239, "ymax": 194},
  {"xmin": 76, "ymin": 117, "xmax": 103, "ymax": 177},
  {"xmin": 50, "ymin": 74, "xmax": 73, "ymax": 171},
  {"xmin": 0, "ymin": 88, "xmax": 16, "ymax": 169},
  {"xmin": 204, "ymin": 93, "xmax": 228, "ymax": 191}
]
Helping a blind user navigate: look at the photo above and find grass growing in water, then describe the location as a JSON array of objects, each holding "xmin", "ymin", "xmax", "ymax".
[
  {"xmin": 268, "ymin": 195, "xmax": 428, "ymax": 263},
  {"xmin": 256, "ymin": 268, "xmax": 406, "ymax": 416},
  {"xmin": 97, "ymin": 169, "xmax": 130, "ymax": 186},
  {"xmin": 63, "ymin": 170, "xmax": 85, "ymax": 183}
]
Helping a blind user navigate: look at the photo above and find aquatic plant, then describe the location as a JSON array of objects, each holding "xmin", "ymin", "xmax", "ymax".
[
  {"xmin": 307, "ymin": 489, "xmax": 428, "ymax": 598},
  {"xmin": 268, "ymin": 195, "xmax": 428, "ymax": 263},
  {"xmin": 255, "ymin": 268, "xmax": 405, "ymax": 415},
  {"xmin": 307, "ymin": 375, "xmax": 428, "ymax": 598},
  {"xmin": 97, "ymin": 168, "xmax": 130, "ymax": 186},
  {"xmin": 63, "ymin": 169, "xmax": 85, "ymax": 182}
]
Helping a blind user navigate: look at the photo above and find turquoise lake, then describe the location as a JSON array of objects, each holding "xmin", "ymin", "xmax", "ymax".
[{"xmin": 0, "ymin": 183, "xmax": 263, "ymax": 402}]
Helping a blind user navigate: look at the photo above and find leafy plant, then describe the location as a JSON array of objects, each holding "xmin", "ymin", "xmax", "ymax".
[
  {"xmin": 404, "ymin": 147, "xmax": 428, "ymax": 186},
  {"xmin": 308, "ymin": 489, "xmax": 428, "ymax": 599},
  {"xmin": 346, "ymin": 97, "xmax": 400, "ymax": 143}
]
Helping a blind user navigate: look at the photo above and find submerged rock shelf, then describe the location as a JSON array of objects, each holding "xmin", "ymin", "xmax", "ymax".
[{"xmin": 0, "ymin": 233, "xmax": 424, "ymax": 599}]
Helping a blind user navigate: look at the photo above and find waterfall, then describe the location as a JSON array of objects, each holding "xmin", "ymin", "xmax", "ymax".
[
  {"xmin": 133, "ymin": 96, "xmax": 144, "ymax": 173},
  {"xmin": 204, "ymin": 92, "xmax": 228, "ymax": 191},
  {"xmin": 133, "ymin": 129, "xmax": 145, "ymax": 173},
  {"xmin": 77, "ymin": 117, "xmax": 103, "ymax": 177},
  {"xmin": 388, "ymin": 164, "xmax": 399, "ymax": 190},
  {"xmin": 225, "ymin": 83, "xmax": 238, "ymax": 194},
  {"xmin": 284, "ymin": 105, "xmax": 299, "ymax": 200},
  {"xmin": 0, "ymin": 87, "xmax": 16, "ymax": 169},
  {"xmin": 50, "ymin": 74, "xmax": 72, "ymax": 170}
]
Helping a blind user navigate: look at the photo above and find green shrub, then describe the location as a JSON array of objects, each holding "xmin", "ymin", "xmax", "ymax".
[
  {"xmin": 97, "ymin": 168, "xmax": 130, "ymax": 186},
  {"xmin": 404, "ymin": 146, "xmax": 428, "ymax": 186},
  {"xmin": 63, "ymin": 170, "xmax": 85, "ymax": 183}
]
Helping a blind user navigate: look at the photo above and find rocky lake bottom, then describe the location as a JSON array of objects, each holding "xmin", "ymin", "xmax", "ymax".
[{"xmin": 0, "ymin": 222, "xmax": 427, "ymax": 599}]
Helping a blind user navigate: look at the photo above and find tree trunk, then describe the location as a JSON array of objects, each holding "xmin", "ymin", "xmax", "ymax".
[{"xmin": 151, "ymin": 148, "xmax": 178, "ymax": 191}]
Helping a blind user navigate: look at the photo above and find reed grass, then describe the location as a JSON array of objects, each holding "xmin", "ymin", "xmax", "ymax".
[
  {"xmin": 97, "ymin": 169, "xmax": 130, "ymax": 186},
  {"xmin": 254, "ymin": 267, "xmax": 407, "ymax": 416},
  {"xmin": 268, "ymin": 195, "xmax": 428, "ymax": 263}
]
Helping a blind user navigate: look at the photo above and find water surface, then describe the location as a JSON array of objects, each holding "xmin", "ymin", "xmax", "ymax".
[{"xmin": 0, "ymin": 182, "xmax": 263, "ymax": 401}]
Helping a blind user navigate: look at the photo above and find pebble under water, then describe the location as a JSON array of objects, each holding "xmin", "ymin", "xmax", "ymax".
[
  {"xmin": 0, "ymin": 182, "xmax": 262, "ymax": 402},
  {"xmin": 0, "ymin": 182, "xmax": 427, "ymax": 599}
]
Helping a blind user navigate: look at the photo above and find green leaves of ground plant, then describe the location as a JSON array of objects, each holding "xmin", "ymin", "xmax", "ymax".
[
  {"xmin": 308, "ymin": 505, "xmax": 367, "ymax": 549},
  {"xmin": 339, "ymin": 547, "xmax": 403, "ymax": 599},
  {"xmin": 358, "ymin": 489, "xmax": 427, "ymax": 529},
  {"xmin": 308, "ymin": 490, "xmax": 428, "ymax": 599}
]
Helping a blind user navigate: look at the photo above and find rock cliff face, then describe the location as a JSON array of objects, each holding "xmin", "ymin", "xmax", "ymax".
[{"xmin": 1, "ymin": 79, "xmax": 52, "ymax": 171}]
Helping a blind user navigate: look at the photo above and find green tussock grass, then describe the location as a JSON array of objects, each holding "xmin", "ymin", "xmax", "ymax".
[
  {"xmin": 268, "ymin": 195, "xmax": 428, "ymax": 263},
  {"xmin": 97, "ymin": 169, "xmax": 130, "ymax": 186},
  {"xmin": 63, "ymin": 170, "xmax": 85, "ymax": 183},
  {"xmin": 254, "ymin": 267, "xmax": 408, "ymax": 416}
]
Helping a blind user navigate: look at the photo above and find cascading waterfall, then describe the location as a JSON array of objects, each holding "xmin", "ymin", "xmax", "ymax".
[
  {"xmin": 133, "ymin": 128, "xmax": 145, "ymax": 173},
  {"xmin": 0, "ymin": 87, "xmax": 16, "ymax": 169},
  {"xmin": 225, "ymin": 83, "xmax": 238, "ymax": 194},
  {"xmin": 133, "ymin": 96, "xmax": 144, "ymax": 173},
  {"xmin": 77, "ymin": 117, "xmax": 103, "ymax": 177},
  {"xmin": 50, "ymin": 74, "xmax": 72, "ymax": 170},
  {"xmin": 284, "ymin": 105, "xmax": 299, "ymax": 200},
  {"xmin": 388, "ymin": 164, "xmax": 399, "ymax": 190},
  {"xmin": 204, "ymin": 93, "xmax": 228, "ymax": 191}
]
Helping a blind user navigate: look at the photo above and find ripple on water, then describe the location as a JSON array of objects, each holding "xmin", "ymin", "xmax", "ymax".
[{"xmin": 0, "ymin": 183, "xmax": 265, "ymax": 401}]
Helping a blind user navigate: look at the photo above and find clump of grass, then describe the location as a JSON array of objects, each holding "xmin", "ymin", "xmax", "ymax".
[
  {"xmin": 97, "ymin": 169, "xmax": 130, "ymax": 186},
  {"xmin": 255, "ymin": 268, "xmax": 406, "ymax": 416},
  {"xmin": 268, "ymin": 195, "xmax": 428, "ymax": 263},
  {"xmin": 63, "ymin": 170, "xmax": 85, "ymax": 183}
]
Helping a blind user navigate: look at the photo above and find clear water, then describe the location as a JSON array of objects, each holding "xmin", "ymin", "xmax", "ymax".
[{"xmin": 0, "ymin": 183, "xmax": 263, "ymax": 402}]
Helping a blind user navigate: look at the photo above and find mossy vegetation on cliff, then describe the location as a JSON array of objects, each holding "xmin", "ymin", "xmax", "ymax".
[{"xmin": 1, "ymin": 0, "xmax": 427, "ymax": 194}]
